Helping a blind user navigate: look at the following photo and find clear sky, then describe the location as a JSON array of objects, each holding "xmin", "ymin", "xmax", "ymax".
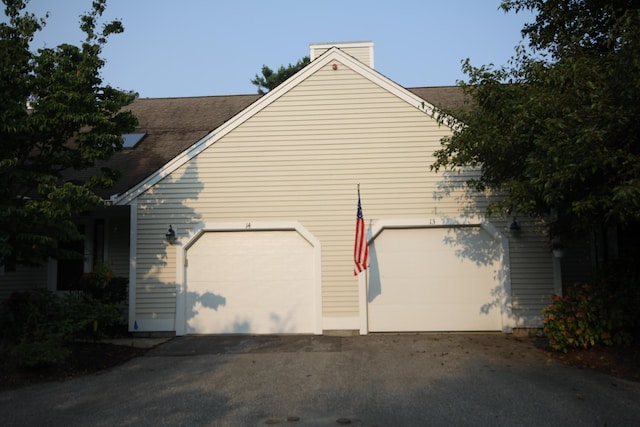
[{"xmin": 19, "ymin": 0, "xmax": 534, "ymax": 98}]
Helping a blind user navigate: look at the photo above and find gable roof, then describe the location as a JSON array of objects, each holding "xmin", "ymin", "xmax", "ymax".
[
  {"xmin": 89, "ymin": 94, "xmax": 259, "ymax": 199},
  {"xmin": 408, "ymin": 86, "xmax": 471, "ymax": 112},
  {"xmin": 106, "ymin": 48, "xmax": 469, "ymax": 204}
]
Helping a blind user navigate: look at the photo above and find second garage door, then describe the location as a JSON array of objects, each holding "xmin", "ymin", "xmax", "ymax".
[
  {"xmin": 368, "ymin": 226, "xmax": 503, "ymax": 332},
  {"xmin": 185, "ymin": 230, "xmax": 317, "ymax": 334}
]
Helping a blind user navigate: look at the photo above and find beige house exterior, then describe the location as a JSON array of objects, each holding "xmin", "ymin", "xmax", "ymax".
[{"xmin": 2, "ymin": 42, "xmax": 584, "ymax": 334}]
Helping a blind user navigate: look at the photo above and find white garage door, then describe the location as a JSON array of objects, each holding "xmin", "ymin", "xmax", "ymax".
[
  {"xmin": 186, "ymin": 230, "xmax": 316, "ymax": 334},
  {"xmin": 368, "ymin": 227, "xmax": 502, "ymax": 332}
]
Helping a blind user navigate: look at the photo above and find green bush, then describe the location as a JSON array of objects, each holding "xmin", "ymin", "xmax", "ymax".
[
  {"xmin": 78, "ymin": 262, "xmax": 128, "ymax": 304},
  {"xmin": 1, "ymin": 289, "xmax": 124, "ymax": 367},
  {"xmin": 2, "ymin": 289, "xmax": 73, "ymax": 367},
  {"xmin": 11, "ymin": 336, "xmax": 71, "ymax": 368},
  {"xmin": 542, "ymin": 282, "xmax": 634, "ymax": 353},
  {"xmin": 64, "ymin": 292, "xmax": 124, "ymax": 339}
]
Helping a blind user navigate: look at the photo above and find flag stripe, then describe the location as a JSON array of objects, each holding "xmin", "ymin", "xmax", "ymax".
[{"xmin": 354, "ymin": 190, "xmax": 369, "ymax": 275}]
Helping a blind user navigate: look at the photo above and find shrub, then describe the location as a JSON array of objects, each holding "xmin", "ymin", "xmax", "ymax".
[
  {"xmin": 64, "ymin": 292, "xmax": 124, "ymax": 339},
  {"xmin": 1, "ymin": 289, "xmax": 124, "ymax": 367},
  {"xmin": 11, "ymin": 337, "xmax": 72, "ymax": 367},
  {"xmin": 78, "ymin": 262, "xmax": 128, "ymax": 305},
  {"xmin": 2, "ymin": 289, "xmax": 72, "ymax": 367},
  {"xmin": 100, "ymin": 276, "xmax": 128, "ymax": 304},
  {"xmin": 542, "ymin": 282, "xmax": 634, "ymax": 353}
]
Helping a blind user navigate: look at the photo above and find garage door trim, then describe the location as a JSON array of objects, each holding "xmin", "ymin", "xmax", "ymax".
[
  {"xmin": 175, "ymin": 221, "xmax": 322, "ymax": 335},
  {"xmin": 358, "ymin": 218, "xmax": 513, "ymax": 333}
]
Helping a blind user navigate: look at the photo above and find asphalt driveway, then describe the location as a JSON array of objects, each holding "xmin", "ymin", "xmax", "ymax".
[{"xmin": 1, "ymin": 333, "xmax": 639, "ymax": 426}]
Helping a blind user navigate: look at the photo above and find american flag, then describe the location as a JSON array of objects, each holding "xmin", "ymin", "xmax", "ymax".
[{"xmin": 354, "ymin": 188, "xmax": 369, "ymax": 275}]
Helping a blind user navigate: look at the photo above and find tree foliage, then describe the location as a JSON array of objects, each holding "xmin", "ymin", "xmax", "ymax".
[
  {"xmin": 251, "ymin": 56, "xmax": 310, "ymax": 94},
  {"xmin": 432, "ymin": 0, "xmax": 640, "ymax": 239},
  {"xmin": 0, "ymin": 0, "xmax": 137, "ymax": 267}
]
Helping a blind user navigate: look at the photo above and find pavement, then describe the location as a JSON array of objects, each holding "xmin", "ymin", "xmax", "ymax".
[{"xmin": 1, "ymin": 333, "xmax": 639, "ymax": 426}]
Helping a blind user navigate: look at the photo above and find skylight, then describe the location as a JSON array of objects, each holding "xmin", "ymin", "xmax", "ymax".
[{"xmin": 122, "ymin": 132, "xmax": 146, "ymax": 149}]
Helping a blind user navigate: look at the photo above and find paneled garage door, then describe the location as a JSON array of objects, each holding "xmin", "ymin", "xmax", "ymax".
[
  {"xmin": 368, "ymin": 227, "xmax": 503, "ymax": 332},
  {"xmin": 185, "ymin": 230, "xmax": 316, "ymax": 334}
]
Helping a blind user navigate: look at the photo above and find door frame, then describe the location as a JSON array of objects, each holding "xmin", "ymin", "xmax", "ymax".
[{"xmin": 174, "ymin": 221, "xmax": 322, "ymax": 335}]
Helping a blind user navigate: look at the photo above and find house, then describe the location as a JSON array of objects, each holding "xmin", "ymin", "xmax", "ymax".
[{"xmin": 2, "ymin": 41, "xmax": 587, "ymax": 334}]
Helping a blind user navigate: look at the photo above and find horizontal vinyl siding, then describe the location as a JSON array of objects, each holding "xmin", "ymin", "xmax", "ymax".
[
  {"xmin": 134, "ymin": 61, "xmax": 554, "ymax": 324},
  {"xmin": 508, "ymin": 219, "xmax": 555, "ymax": 314},
  {"xmin": 0, "ymin": 266, "xmax": 48, "ymax": 317},
  {"xmin": 132, "ymin": 213, "xmax": 178, "ymax": 322},
  {"xmin": 107, "ymin": 216, "xmax": 130, "ymax": 278},
  {"xmin": 135, "ymin": 64, "xmax": 475, "ymax": 321}
]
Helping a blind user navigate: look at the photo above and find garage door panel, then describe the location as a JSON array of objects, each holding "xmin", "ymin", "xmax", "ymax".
[
  {"xmin": 186, "ymin": 230, "xmax": 315, "ymax": 334},
  {"xmin": 187, "ymin": 304, "xmax": 305, "ymax": 334},
  {"xmin": 371, "ymin": 303, "xmax": 501, "ymax": 331},
  {"xmin": 368, "ymin": 227, "xmax": 502, "ymax": 332}
]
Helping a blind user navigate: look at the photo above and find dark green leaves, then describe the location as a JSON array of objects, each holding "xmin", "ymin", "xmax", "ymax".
[
  {"xmin": 0, "ymin": 0, "xmax": 137, "ymax": 266},
  {"xmin": 251, "ymin": 56, "xmax": 310, "ymax": 94},
  {"xmin": 433, "ymin": 1, "xmax": 640, "ymax": 238}
]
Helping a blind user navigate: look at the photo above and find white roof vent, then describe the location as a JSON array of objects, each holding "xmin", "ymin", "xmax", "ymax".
[{"xmin": 310, "ymin": 41, "xmax": 374, "ymax": 68}]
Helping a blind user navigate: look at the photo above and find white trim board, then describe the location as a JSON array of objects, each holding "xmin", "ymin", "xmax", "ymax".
[{"xmin": 127, "ymin": 200, "xmax": 138, "ymax": 332}]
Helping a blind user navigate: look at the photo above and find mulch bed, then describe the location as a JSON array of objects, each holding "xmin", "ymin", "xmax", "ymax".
[
  {"xmin": 542, "ymin": 341, "xmax": 640, "ymax": 382},
  {"xmin": 0, "ymin": 342, "xmax": 147, "ymax": 391}
]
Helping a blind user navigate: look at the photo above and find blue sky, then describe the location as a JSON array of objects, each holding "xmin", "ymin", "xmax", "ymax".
[{"xmin": 20, "ymin": 0, "xmax": 534, "ymax": 98}]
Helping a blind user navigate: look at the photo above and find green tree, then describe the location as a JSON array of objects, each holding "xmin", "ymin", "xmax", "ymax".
[
  {"xmin": 251, "ymin": 56, "xmax": 310, "ymax": 94},
  {"xmin": 432, "ymin": 0, "xmax": 640, "ymax": 241},
  {"xmin": 0, "ymin": 0, "xmax": 137, "ymax": 267}
]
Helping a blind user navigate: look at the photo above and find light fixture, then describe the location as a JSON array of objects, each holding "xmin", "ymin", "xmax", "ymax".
[
  {"xmin": 509, "ymin": 217, "xmax": 522, "ymax": 235},
  {"xmin": 165, "ymin": 225, "xmax": 176, "ymax": 244}
]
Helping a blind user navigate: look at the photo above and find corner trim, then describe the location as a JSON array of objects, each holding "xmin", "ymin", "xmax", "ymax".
[{"xmin": 127, "ymin": 200, "xmax": 138, "ymax": 332}]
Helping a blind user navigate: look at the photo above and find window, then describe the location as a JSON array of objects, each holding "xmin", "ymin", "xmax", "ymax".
[
  {"xmin": 56, "ymin": 219, "xmax": 107, "ymax": 290},
  {"xmin": 122, "ymin": 132, "xmax": 146, "ymax": 149}
]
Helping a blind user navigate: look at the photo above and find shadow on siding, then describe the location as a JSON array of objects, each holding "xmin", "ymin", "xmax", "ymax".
[{"xmin": 135, "ymin": 155, "xmax": 203, "ymax": 332}]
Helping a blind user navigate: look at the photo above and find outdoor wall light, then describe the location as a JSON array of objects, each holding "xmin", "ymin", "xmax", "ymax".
[{"xmin": 165, "ymin": 225, "xmax": 176, "ymax": 244}]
